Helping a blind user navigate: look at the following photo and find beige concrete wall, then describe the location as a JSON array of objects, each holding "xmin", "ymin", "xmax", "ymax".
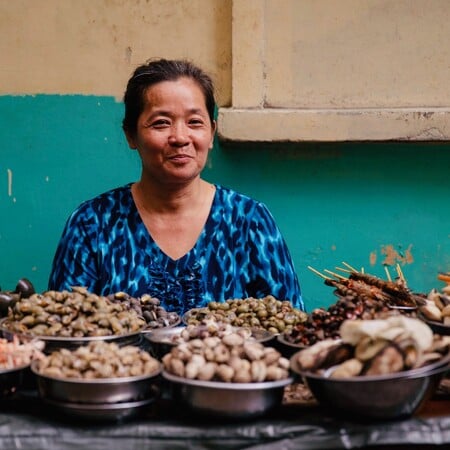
[
  {"xmin": 222, "ymin": 0, "xmax": 450, "ymax": 141},
  {"xmin": 264, "ymin": 0, "xmax": 450, "ymax": 109},
  {"xmin": 0, "ymin": 0, "xmax": 232, "ymax": 103},
  {"xmin": 1, "ymin": 0, "xmax": 449, "ymax": 140}
]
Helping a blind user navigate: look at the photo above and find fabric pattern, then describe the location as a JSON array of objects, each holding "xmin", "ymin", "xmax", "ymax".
[{"xmin": 48, "ymin": 184, "xmax": 303, "ymax": 314}]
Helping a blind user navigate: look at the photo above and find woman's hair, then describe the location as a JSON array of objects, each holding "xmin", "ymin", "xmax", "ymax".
[{"xmin": 122, "ymin": 58, "xmax": 216, "ymax": 137}]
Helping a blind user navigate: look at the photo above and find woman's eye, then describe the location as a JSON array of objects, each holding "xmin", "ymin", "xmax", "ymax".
[
  {"xmin": 151, "ymin": 119, "xmax": 170, "ymax": 128},
  {"xmin": 189, "ymin": 118, "xmax": 204, "ymax": 126}
]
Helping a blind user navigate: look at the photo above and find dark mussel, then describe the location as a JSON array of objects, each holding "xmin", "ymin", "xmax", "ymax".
[
  {"xmin": 0, "ymin": 292, "xmax": 20, "ymax": 317},
  {"xmin": 15, "ymin": 278, "xmax": 36, "ymax": 298},
  {"xmin": 0, "ymin": 278, "xmax": 36, "ymax": 317}
]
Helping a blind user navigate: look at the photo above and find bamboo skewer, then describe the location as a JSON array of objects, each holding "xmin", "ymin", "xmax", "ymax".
[
  {"xmin": 307, "ymin": 266, "xmax": 330, "ymax": 280},
  {"xmin": 396, "ymin": 264, "xmax": 406, "ymax": 283},
  {"xmin": 335, "ymin": 266, "xmax": 352, "ymax": 274},
  {"xmin": 384, "ymin": 266, "xmax": 392, "ymax": 282},
  {"xmin": 323, "ymin": 269, "xmax": 347, "ymax": 280},
  {"xmin": 396, "ymin": 263, "xmax": 410, "ymax": 290},
  {"xmin": 341, "ymin": 261, "xmax": 358, "ymax": 272}
]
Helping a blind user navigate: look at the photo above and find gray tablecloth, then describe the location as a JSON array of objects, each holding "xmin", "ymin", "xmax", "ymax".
[{"xmin": 1, "ymin": 389, "xmax": 450, "ymax": 450}]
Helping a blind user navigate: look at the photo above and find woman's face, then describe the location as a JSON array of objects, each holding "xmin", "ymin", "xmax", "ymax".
[{"xmin": 126, "ymin": 77, "xmax": 216, "ymax": 187}]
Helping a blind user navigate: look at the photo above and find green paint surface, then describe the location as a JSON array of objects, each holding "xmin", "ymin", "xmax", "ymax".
[{"xmin": 1, "ymin": 95, "xmax": 449, "ymax": 310}]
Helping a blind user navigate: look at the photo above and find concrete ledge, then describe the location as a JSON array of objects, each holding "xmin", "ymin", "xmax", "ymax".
[{"xmin": 218, "ymin": 107, "xmax": 450, "ymax": 142}]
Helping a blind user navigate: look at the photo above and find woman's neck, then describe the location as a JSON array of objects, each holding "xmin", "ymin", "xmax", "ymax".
[{"xmin": 132, "ymin": 177, "xmax": 212, "ymax": 215}]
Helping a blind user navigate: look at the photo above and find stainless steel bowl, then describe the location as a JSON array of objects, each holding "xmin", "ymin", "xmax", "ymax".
[
  {"xmin": 0, "ymin": 317, "xmax": 184, "ymax": 354},
  {"xmin": 275, "ymin": 334, "xmax": 306, "ymax": 358},
  {"xmin": 144, "ymin": 326, "xmax": 186, "ymax": 359},
  {"xmin": 419, "ymin": 314, "xmax": 450, "ymax": 336},
  {"xmin": 162, "ymin": 370, "xmax": 293, "ymax": 419},
  {"xmin": 0, "ymin": 317, "xmax": 143, "ymax": 353},
  {"xmin": 31, "ymin": 359, "xmax": 162, "ymax": 404},
  {"xmin": 43, "ymin": 397, "xmax": 155, "ymax": 422},
  {"xmin": 290, "ymin": 351, "xmax": 450, "ymax": 420}
]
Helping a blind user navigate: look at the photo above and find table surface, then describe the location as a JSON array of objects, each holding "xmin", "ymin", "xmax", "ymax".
[{"xmin": 1, "ymin": 381, "xmax": 450, "ymax": 450}]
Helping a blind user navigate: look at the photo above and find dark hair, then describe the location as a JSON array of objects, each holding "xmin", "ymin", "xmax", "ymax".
[{"xmin": 122, "ymin": 58, "xmax": 216, "ymax": 137}]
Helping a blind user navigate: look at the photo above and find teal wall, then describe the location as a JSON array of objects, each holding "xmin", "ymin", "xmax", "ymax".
[{"xmin": 1, "ymin": 95, "xmax": 449, "ymax": 310}]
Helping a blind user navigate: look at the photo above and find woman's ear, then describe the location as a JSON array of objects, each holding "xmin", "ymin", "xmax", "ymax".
[
  {"xmin": 209, "ymin": 120, "xmax": 217, "ymax": 149},
  {"xmin": 124, "ymin": 130, "xmax": 137, "ymax": 149}
]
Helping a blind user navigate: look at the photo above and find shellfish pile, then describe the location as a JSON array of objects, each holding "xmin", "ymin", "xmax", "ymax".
[
  {"xmin": 184, "ymin": 295, "xmax": 307, "ymax": 334},
  {"xmin": 173, "ymin": 320, "xmax": 252, "ymax": 345},
  {"xmin": 292, "ymin": 316, "xmax": 450, "ymax": 378},
  {"xmin": 3, "ymin": 286, "xmax": 146, "ymax": 337},
  {"xmin": 419, "ymin": 284, "xmax": 450, "ymax": 324},
  {"xmin": 163, "ymin": 332, "xmax": 290, "ymax": 382},
  {"xmin": 108, "ymin": 292, "xmax": 180, "ymax": 329},
  {"xmin": 35, "ymin": 341, "xmax": 160, "ymax": 379}
]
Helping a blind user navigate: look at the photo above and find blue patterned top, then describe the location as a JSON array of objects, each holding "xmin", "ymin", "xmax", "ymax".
[{"xmin": 48, "ymin": 184, "xmax": 303, "ymax": 314}]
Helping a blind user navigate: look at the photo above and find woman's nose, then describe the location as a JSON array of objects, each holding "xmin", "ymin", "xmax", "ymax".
[{"xmin": 168, "ymin": 123, "xmax": 189, "ymax": 145}]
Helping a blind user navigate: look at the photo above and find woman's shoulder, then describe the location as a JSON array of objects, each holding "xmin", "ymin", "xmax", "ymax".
[
  {"xmin": 71, "ymin": 184, "xmax": 133, "ymax": 217},
  {"xmin": 214, "ymin": 184, "xmax": 262, "ymax": 208},
  {"xmin": 214, "ymin": 184, "xmax": 274, "ymax": 219}
]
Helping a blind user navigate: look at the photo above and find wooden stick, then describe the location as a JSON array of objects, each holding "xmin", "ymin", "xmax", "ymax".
[
  {"xmin": 324, "ymin": 269, "xmax": 347, "ymax": 280},
  {"xmin": 341, "ymin": 261, "xmax": 358, "ymax": 272},
  {"xmin": 307, "ymin": 266, "xmax": 330, "ymax": 280},
  {"xmin": 384, "ymin": 266, "xmax": 392, "ymax": 281},
  {"xmin": 335, "ymin": 266, "xmax": 352, "ymax": 274},
  {"xmin": 396, "ymin": 263, "xmax": 405, "ymax": 282}
]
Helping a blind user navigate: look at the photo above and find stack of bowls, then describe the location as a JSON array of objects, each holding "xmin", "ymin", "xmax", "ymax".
[
  {"xmin": 30, "ymin": 344, "xmax": 162, "ymax": 422},
  {"xmin": 31, "ymin": 362, "xmax": 161, "ymax": 421}
]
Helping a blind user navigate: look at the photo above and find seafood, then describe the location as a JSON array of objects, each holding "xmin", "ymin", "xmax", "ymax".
[
  {"xmin": 4, "ymin": 287, "xmax": 146, "ymax": 337},
  {"xmin": 163, "ymin": 333, "xmax": 290, "ymax": 382},
  {"xmin": 292, "ymin": 316, "xmax": 450, "ymax": 378},
  {"xmin": 419, "ymin": 284, "xmax": 450, "ymax": 324},
  {"xmin": 0, "ymin": 336, "xmax": 45, "ymax": 370},
  {"xmin": 184, "ymin": 295, "xmax": 307, "ymax": 334},
  {"xmin": 159, "ymin": 320, "xmax": 253, "ymax": 347},
  {"xmin": 281, "ymin": 294, "xmax": 405, "ymax": 347},
  {"xmin": 108, "ymin": 292, "xmax": 180, "ymax": 329},
  {"xmin": 0, "ymin": 278, "xmax": 35, "ymax": 316},
  {"xmin": 284, "ymin": 265, "xmax": 424, "ymax": 348},
  {"xmin": 34, "ymin": 341, "xmax": 160, "ymax": 379}
]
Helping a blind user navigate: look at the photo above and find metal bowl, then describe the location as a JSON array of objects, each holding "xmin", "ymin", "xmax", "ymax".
[
  {"xmin": 162, "ymin": 370, "xmax": 293, "ymax": 419},
  {"xmin": 275, "ymin": 334, "xmax": 307, "ymax": 358},
  {"xmin": 0, "ymin": 317, "xmax": 183, "ymax": 354},
  {"xmin": 43, "ymin": 397, "xmax": 155, "ymax": 422},
  {"xmin": 31, "ymin": 359, "xmax": 162, "ymax": 404},
  {"xmin": 290, "ymin": 351, "xmax": 450, "ymax": 420},
  {"xmin": 0, "ymin": 317, "xmax": 143, "ymax": 353},
  {"xmin": 418, "ymin": 314, "xmax": 450, "ymax": 336},
  {"xmin": 0, "ymin": 363, "xmax": 30, "ymax": 397},
  {"xmin": 144, "ymin": 326, "xmax": 275, "ymax": 360},
  {"xmin": 143, "ymin": 326, "xmax": 186, "ymax": 360}
]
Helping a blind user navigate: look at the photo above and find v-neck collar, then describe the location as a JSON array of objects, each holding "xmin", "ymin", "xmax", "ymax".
[{"xmin": 128, "ymin": 183, "xmax": 218, "ymax": 265}]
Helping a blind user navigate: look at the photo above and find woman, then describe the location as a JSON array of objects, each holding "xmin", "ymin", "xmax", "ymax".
[{"xmin": 48, "ymin": 58, "xmax": 304, "ymax": 314}]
